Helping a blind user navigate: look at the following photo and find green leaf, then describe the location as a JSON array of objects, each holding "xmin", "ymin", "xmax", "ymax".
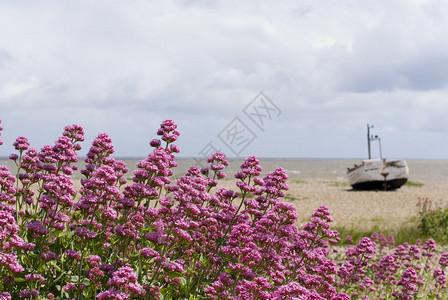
[
  {"xmin": 55, "ymin": 229, "xmax": 68, "ymax": 238},
  {"xmin": 83, "ymin": 287, "xmax": 92, "ymax": 298},
  {"xmin": 28, "ymin": 251, "xmax": 40, "ymax": 259},
  {"xmin": 180, "ymin": 277, "xmax": 187, "ymax": 286},
  {"xmin": 168, "ymin": 271, "xmax": 181, "ymax": 279},
  {"xmin": 49, "ymin": 260, "xmax": 62, "ymax": 272},
  {"xmin": 80, "ymin": 277, "xmax": 91, "ymax": 286},
  {"xmin": 38, "ymin": 265, "xmax": 45, "ymax": 273},
  {"xmin": 14, "ymin": 277, "xmax": 26, "ymax": 283},
  {"xmin": 62, "ymin": 236, "xmax": 72, "ymax": 248}
]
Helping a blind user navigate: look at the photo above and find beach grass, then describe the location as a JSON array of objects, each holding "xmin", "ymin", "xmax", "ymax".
[
  {"xmin": 327, "ymin": 181, "xmax": 350, "ymax": 187},
  {"xmin": 405, "ymin": 180, "xmax": 424, "ymax": 187},
  {"xmin": 290, "ymin": 179, "xmax": 306, "ymax": 184},
  {"xmin": 333, "ymin": 219, "xmax": 438, "ymax": 246},
  {"xmin": 284, "ymin": 194, "xmax": 297, "ymax": 201}
]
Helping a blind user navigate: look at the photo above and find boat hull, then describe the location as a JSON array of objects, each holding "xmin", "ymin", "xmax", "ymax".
[
  {"xmin": 347, "ymin": 159, "xmax": 409, "ymax": 191},
  {"xmin": 351, "ymin": 178, "xmax": 408, "ymax": 190}
]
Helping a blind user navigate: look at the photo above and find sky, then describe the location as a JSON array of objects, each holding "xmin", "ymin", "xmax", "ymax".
[{"xmin": 1, "ymin": 0, "xmax": 448, "ymax": 160}]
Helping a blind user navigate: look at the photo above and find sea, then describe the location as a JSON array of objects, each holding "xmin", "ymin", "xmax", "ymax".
[{"xmin": 1, "ymin": 157, "xmax": 447, "ymax": 182}]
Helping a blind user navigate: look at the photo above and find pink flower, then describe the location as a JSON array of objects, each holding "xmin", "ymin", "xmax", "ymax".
[
  {"xmin": 84, "ymin": 133, "xmax": 114, "ymax": 165},
  {"xmin": 0, "ymin": 167, "xmax": 16, "ymax": 205},
  {"xmin": 13, "ymin": 136, "xmax": 30, "ymax": 151},
  {"xmin": 170, "ymin": 144, "xmax": 180, "ymax": 153},
  {"xmin": 62, "ymin": 283, "xmax": 75, "ymax": 292},
  {"xmin": 207, "ymin": 152, "xmax": 229, "ymax": 171},
  {"xmin": 434, "ymin": 268, "xmax": 447, "ymax": 285},
  {"xmin": 149, "ymin": 139, "xmax": 161, "ymax": 148},
  {"xmin": 157, "ymin": 120, "xmax": 180, "ymax": 143},
  {"xmin": 66, "ymin": 249, "xmax": 81, "ymax": 260},
  {"xmin": 102, "ymin": 206, "xmax": 118, "ymax": 220},
  {"xmin": 42, "ymin": 251, "xmax": 57, "ymax": 261},
  {"xmin": 391, "ymin": 267, "xmax": 424, "ymax": 299},
  {"xmin": 97, "ymin": 289, "xmax": 130, "ymax": 300},
  {"xmin": 270, "ymin": 282, "xmax": 312, "ymax": 299},
  {"xmin": 140, "ymin": 248, "xmax": 160, "ymax": 259},
  {"xmin": 159, "ymin": 196, "xmax": 174, "ymax": 207},
  {"xmin": 63, "ymin": 124, "xmax": 85, "ymax": 142},
  {"xmin": 236, "ymin": 277, "xmax": 272, "ymax": 299},
  {"xmin": 422, "ymin": 239, "xmax": 437, "ymax": 256},
  {"xmin": 26, "ymin": 220, "xmax": 48, "ymax": 236},
  {"xmin": 19, "ymin": 289, "xmax": 37, "ymax": 299},
  {"xmin": 0, "ymin": 292, "xmax": 11, "ymax": 300},
  {"xmin": 375, "ymin": 254, "xmax": 401, "ymax": 283},
  {"xmin": 75, "ymin": 226, "xmax": 97, "ymax": 239},
  {"xmin": 107, "ymin": 266, "xmax": 142, "ymax": 295},
  {"xmin": 240, "ymin": 156, "xmax": 262, "ymax": 177},
  {"xmin": 87, "ymin": 255, "xmax": 101, "ymax": 267},
  {"xmin": 440, "ymin": 252, "xmax": 448, "ymax": 267},
  {"xmin": 0, "ymin": 210, "xmax": 20, "ymax": 240},
  {"xmin": 346, "ymin": 237, "xmax": 376, "ymax": 260},
  {"xmin": 262, "ymin": 168, "xmax": 289, "ymax": 198},
  {"xmin": 0, "ymin": 251, "xmax": 24, "ymax": 273},
  {"xmin": 25, "ymin": 273, "xmax": 45, "ymax": 284}
]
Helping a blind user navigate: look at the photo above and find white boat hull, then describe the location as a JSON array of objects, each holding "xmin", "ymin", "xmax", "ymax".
[{"xmin": 347, "ymin": 159, "xmax": 409, "ymax": 190}]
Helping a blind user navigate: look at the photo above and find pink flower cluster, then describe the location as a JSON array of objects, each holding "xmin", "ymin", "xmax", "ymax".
[
  {"xmin": 97, "ymin": 266, "xmax": 142, "ymax": 299},
  {"xmin": 1, "ymin": 118, "xmax": 448, "ymax": 299},
  {"xmin": 331, "ymin": 234, "xmax": 448, "ymax": 299},
  {"xmin": 0, "ymin": 166, "xmax": 15, "ymax": 206}
]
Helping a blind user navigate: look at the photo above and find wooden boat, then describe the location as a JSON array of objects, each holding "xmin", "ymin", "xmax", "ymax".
[{"xmin": 347, "ymin": 125, "xmax": 409, "ymax": 190}]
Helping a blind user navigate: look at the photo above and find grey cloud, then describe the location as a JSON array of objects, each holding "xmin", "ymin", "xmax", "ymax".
[
  {"xmin": 401, "ymin": 55, "xmax": 448, "ymax": 90},
  {"xmin": 0, "ymin": 49, "xmax": 13, "ymax": 66},
  {"xmin": 291, "ymin": 5, "xmax": 312, "ymax": 18},
  {"xmin": 303, "ymin": 0, "xmax": 448, "ymax": 93},
  {"xmin": 2, "ymin": 0, "xmax": 448, "ymax": 158},
  {"xmin": 334, "ymin": 49, "xmax": 448, "ymax": 93}
]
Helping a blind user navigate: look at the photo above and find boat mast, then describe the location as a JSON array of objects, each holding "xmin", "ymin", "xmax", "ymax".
[
  {"xmin": 367, "ymin": 124, "xmax": 373, "ymax": 159},
  {"xmin": 367, "ymin": 123, "xmax": 382, "ymax": 159}
]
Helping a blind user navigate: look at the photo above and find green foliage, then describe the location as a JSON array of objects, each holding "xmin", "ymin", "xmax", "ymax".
[
  {"xmin": 335, "ymin": 222, "xmax": 436, "ymax": 246},
  {"xmin": 405, "ymin": 181, "xmax": 424, "ymax": 187},
  {"xmin": 419, "ymin": 207, "xmax": 448, "ymax": 243},
  {"xmin": 327, "ymin": 181, "xmax": 349, "ymax": 187},
  {"xmin": 290, "ymin": 179, "xmax": 305, "ymax": 184},
  {"xmin": 336, "ymin": 197, "xmax": 448, "ymax": 246},
  {"xmin": 284, "ymin": 194, "xmax": 297, "ymax": 201}
]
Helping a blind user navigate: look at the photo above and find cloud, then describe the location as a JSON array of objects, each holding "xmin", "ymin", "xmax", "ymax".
[
  {"xmin": 1, "ymin": 0, "xmax": 448, "ymax": 158},
  {"xmin": 316, "ymin": 1, "xmax": 448, "ymax": 93},
  {"xmin": 0, "ymin": 49, "xmax": 13, "ymax": 66}
]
